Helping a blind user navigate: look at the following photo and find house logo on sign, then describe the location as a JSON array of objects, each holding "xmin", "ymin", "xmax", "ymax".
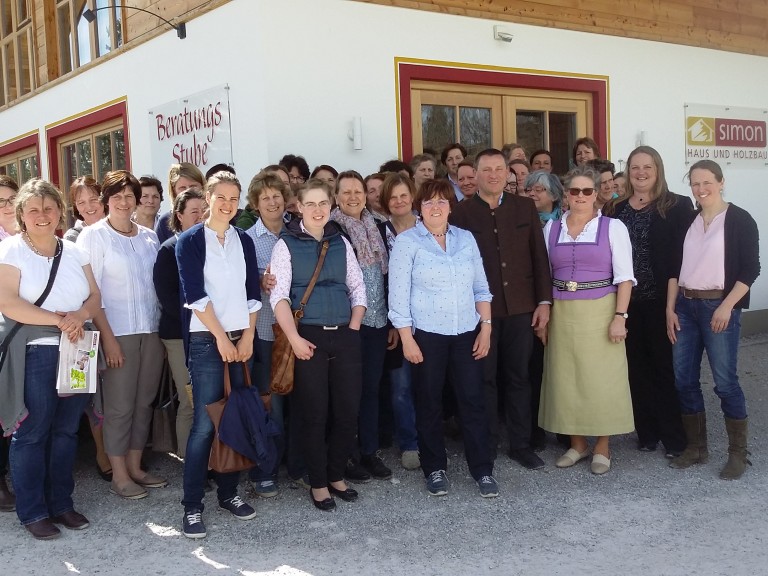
[{"xmin": 687, "ymin": 117, "xmax": 715, "ymax": 145}]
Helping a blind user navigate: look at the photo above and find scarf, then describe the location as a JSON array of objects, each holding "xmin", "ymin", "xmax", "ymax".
[
  {"xmin": 539, "ymin": 206, "xmax": 562, "ymax": 224},
  {"xmin": 330, "ymin": 207, "xmax": 388, "ymax": 274}
]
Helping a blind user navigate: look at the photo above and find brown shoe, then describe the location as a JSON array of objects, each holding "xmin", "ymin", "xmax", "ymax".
[
  {"xmin": 50, "ymin": 510, "xmax": 90, "ymax": 530},
  {"xmin": 109, "ymin": 481, "xmax": 148, "ymax": 500},
  {"xmin": 25, "ymin": 518, "xmax": 61, "ymax": 540},
  {"xmin": 0, "ymin": 475, "xmax": 15, "ymax": 512},
  {"xmin": 131, "ymin": 472, "xmax": 168, "ymax": 488}
]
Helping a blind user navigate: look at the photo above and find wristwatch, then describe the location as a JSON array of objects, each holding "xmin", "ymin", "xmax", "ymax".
[
  {"xmin": 480, "ymin": 319, "xmax": 492, "ymax": 325},
  {"xmin": 615, "ymin": 312, "xmax": 629, "ymax": 319}
]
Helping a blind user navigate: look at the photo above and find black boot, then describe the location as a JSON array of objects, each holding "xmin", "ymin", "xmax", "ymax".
[{"xmin": 0, "ymin": 475, "xmax": 15, "ymax": 512}]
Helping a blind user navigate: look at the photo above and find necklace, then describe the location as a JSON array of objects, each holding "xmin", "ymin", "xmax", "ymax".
[
  {"xmin": 24, "ymin": 231, "xmax": 61, "ymax": 261},
  {"xmin": 430, "ymin": 226, "xmax": 448, "ymax": 238},
  {"xmin": 107, "ymin": 218, "xmax": 134, "ymax": 236}
]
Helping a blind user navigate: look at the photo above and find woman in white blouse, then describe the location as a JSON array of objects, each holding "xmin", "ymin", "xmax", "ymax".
[
  {"xmin": 0, "ymin": 179, "xmax": 100, "ymax": 539},
  {"xmin": 78, "ymin": 170, "xmax": 165, "ymax": 500}
]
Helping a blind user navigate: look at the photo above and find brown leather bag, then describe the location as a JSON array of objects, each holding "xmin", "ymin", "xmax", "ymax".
[
  {"xmin": 206, "ymin": 363, "xmax": 254, "ymax": 473},
  {"xmin": 270, "ymin": 240, "xmax": 329, "ymax": 395}
]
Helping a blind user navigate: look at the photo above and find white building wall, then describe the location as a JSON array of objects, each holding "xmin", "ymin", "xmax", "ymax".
[{"xmin": 1, "ymin": 0, "xmax": 767, "ymax": 309}]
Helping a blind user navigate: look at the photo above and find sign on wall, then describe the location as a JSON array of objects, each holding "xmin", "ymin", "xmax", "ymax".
[
  {"xmin": 685, "ymin": 103, "xmax": 768, "ymax": 168},
  {"xmin": 148, "ymin": 85, "xmax": 233, "ymax": 180}
]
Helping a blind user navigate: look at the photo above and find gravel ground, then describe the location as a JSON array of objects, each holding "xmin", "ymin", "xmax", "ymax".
[{"xmin": 2, "ymin": 334, "xmax": 767, "ymax": 576}]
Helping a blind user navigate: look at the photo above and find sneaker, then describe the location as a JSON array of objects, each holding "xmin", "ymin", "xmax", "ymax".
[
  {"xmin": 361, "ymin": 452, "xmax": 393, "ymax": 480},
  {"xmin": 344, "ymin": 459, "xmax": 372, "ymax": 483},
  {"xmin": 251, "ymin": 479, "xmax": 278, "ymax": 498},
  {"xmin": 219, "ymin": 496, "xmax": 257, "ymax": 520},
  {"xmin": 509, "ymin": 447, "xmax": 545, "ymax": 470},
  {"xmin": 477, "ymin": 475, "xmax": 499, "ymax": 498},
  {"xmin": 401, "ymin": 450, "xmax": 421, "ymax": 470},
  {"xmin": 426, "ymin": 470, "xmax": 448, "ymax": 496},
  {"xmin": 182, "ymin": 509, "xmax": 206, "ymax": 539}
]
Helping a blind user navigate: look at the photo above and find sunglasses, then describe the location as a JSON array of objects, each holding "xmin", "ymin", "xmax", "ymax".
[{"xmin": 567, "ymin": 187, "xmax": 596, "ymax": 197}]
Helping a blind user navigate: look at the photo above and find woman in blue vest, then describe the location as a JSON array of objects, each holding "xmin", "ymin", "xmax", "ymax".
[{"xmin": 270, "ymin": 178, "xmax": 367, "ymax": 511}]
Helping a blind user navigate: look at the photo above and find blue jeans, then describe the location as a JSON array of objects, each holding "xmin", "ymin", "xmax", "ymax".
[
  {"xmin": 389, "ymin": 359, "xmax": 418, "ymax": 451},
  {"xmin": 359, "ymin": 325, "xmax": 388, "ymax": 456},
  {"xmin": 672, "ymin": 295, "xmax": 746, "ymax": 419},
  {"xmin": 182, "ymin": 334, "xmax": 251, "ymax": 512},
  {"xmin": 10, "ymin": 345, "xmax": 90, "ymax": 525}
]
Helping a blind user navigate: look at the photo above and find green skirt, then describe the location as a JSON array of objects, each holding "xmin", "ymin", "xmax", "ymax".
[{"xmin": 539, "ymin": 293, "xmax": 634, "ymax": 436}]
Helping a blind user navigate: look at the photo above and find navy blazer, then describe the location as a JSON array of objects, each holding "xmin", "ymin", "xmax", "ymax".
[{"xmin": 175, "ymin": 223, "xmax": 262, "ymax": 359}]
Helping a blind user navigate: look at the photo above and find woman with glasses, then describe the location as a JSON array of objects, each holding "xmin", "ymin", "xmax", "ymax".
[
  {"xmin": 388, "ymin": 179, "xmax": 496, "ymax": 498},
  {"xmin": 0, "ymin": 175, "xmax": 18, "ymax": 240},
  {"xmin": 270, "ymin": 178, "xmax": 366, "ymax": 511},
  {"xmin": 539, "ymin": 165, "xmax": 636, "ymax": 475},
  {"xmin": 523, "ymin": 170, "xmax": 564, "ymax": 227},
  {"xmin": 605, "ymin": 146, "xmax": 693, "ymax": 457}
]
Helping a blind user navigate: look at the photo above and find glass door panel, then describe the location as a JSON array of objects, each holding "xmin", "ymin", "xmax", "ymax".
[
  {"xmin": 516, "ymin": 111, "xmax": 545, "ymax": 158},
  {"xmin": 459, "ymin": 107, "xmax": 492, "ymax": 157},
  {"xmin": 421, "ymin": 104, "xmax": 455, "ymax": 156},
  {"xmin": 549, "ymin": 112, "xmax": 577, "ymax": 174}
]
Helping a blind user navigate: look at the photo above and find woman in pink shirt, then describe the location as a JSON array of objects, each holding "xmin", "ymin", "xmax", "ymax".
[{"xmin": 666, "ymin": 159, "xmax": 760, "ymax": 480}]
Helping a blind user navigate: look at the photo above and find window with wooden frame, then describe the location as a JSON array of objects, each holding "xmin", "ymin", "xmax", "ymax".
[
  {"xmin": 0, "ymin": 145, "xmax": 39, "ymax": 184},
  {"xmin": 56, "ymin": 0, "xmax": 124, "ymax": 75},
  {"xmin": 398, "ymin": 60, "xmax": 609, "ymax": 175},
  {"xmin": 58, "ymin": 119, "xmax": 125, "ymax": 192},
  {"xmin": 412, "ymin": 82, "xmax": 592, "ymax": 175},
  {"xmin": 0, "ymin": 0, "xmax": 35, "ymax": 106}
]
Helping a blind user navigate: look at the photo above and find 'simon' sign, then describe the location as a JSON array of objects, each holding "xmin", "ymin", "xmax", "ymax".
[{"xmin": 685, "ymin": 104, "xmax": 768, "ymax": 168}]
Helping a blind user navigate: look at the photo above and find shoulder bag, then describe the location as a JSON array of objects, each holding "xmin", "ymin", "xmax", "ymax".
[
  {"xmin": 269, "ymin": 240, "xmax": 329, "ymax": 395},
  {"xmin": 0, "ymin": 238, "xmax": 63, "ymax": 373}
]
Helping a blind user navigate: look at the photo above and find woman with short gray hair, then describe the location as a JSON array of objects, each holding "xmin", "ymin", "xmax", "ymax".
[{"xmin": 523, "ymin": 170, "xmax": 564, "ymax": 226}]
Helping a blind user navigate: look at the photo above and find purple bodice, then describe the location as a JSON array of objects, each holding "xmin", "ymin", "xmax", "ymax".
[{"xmin": 548, "ymin": 216, "xmax": 617, "ymax": 300}]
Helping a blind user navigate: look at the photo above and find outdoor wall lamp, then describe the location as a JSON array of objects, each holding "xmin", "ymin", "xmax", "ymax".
[{"xmin": 83, "ymin": 4, "xmax": 187, "ymax": 39}]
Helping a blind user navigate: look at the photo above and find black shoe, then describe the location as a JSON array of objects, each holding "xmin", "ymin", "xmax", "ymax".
[
  {"xmin": 50, "ymin": 510, "xmax": 90, "ymax": 530},
  {"xmin": 638, "ymin": 441, "xmax": 658, "ymax": 452},
  {"xmin": 309, "ymin": 489, "xmax": 336, "ymax": 511},
  {"xmin": 509, "ymin": 447, "xmax": 545, "ymax": 470},
  {"xmin": 182, "ymin": 509, "xmax": 206, "ymax": 539},
  {"xmin": 360, "ymin": 452, "xmax": 393, "ymax": 480},
  {"xmin": 25, "ymin": 518, "xmax": 61, "ymax": 540},
  {"xmin": 328, "ymin": 484, "xmax": 358, "ymax": 502},
  {"xmin": 344, "ymin": 459, "xmax": 372, "ymax": 483},
  {"xmin": 96, "ymin": 465, "xmax": 113, "ymax": 483}
]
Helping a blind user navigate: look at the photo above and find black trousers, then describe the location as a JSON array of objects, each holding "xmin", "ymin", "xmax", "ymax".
[
  {"xmin": 626, "ymin": 299, "xmax": 686, "ymax": 452},
  {"xmin": 293, "ymin": 325, "xmax": 362, "ymax": 489},
  {"xmin": 484, "ymin": 313, "xmax": 534, "ymax": 455},
  {"xmin": 413, "ymin": 329, "xmax": 493, "ymax": 481}
]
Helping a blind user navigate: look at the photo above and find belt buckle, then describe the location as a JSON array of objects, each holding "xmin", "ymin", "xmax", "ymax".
[
  {"xmin": 323, "ymin": 325, "xmax": 339, "ymax": 331},
  {"xmin": 565, "ymin": 280, "xmax": 578, "ymax": 292},
  {"xmin": 227, "ymin": 330, "xmax": 243, "ymax": 341}
]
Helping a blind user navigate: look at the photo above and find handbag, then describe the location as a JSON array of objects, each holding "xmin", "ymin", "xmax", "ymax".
[
  {"xmin": 0, "ymin": 238, "xmax": 63, "ymax": 374},
  {"xmin": 206, "ymin": 362, "xmax": 255, "ymax": 473},
  {"xmin": 270, "ymin": 240, "xmax": 330, "ymax": 395},
  {"xmin": 151, "ymin": 359, "xmax": 177, "ymax": 453}
]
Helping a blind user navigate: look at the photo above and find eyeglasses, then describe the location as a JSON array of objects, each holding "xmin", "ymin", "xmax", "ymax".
[
  {"xmin": 0, "ymin": 195, "xmax": 17, "ymax": 208},
  {"xmin": 524, "ymin": 187, "xmax": 548, "ymax": 194},
  {"xmin": 567, "ymin": 187, "xmax": 596, "ymax": 197},
  {"xmin": 289, "ymin": 175, "xmax": 306, "ymax": 184},
  {"xmin": 301, "ymin": 200, "xmax": 331, "ymax": 210},
  {"xmin": 422, "ymin": 199, "xmax": 449, "ymax": 207}
]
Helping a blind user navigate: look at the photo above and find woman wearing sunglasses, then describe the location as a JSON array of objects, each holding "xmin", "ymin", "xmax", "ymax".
[{"xmin": 538, "ymin": 165, "xmax": 636, "ymax": 475}]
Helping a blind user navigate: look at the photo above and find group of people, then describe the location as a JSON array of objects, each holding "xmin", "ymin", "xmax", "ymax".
[{"xmin": 0, "ymin": 138, "xmax": 759, "ymax": 541}]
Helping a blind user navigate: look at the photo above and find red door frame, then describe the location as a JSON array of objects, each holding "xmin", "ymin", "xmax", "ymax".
[{"xmin": 397, "ymin": 60, "xmax": 609, "ymax": 161}]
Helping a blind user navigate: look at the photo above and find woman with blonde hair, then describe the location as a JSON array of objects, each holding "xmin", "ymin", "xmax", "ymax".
[{"xmin": 0, "ymin": 179, "xmax": 101, "ymax": 538}]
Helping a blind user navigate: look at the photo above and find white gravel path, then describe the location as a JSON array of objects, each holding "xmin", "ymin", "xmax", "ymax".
[{"xmin": 2, "ymin": 335, "xmax": 767, "ymax": 575}]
